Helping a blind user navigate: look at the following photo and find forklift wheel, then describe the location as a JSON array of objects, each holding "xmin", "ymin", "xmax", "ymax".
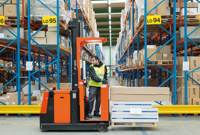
[{"xmin": 98, "ymin": 125, "xmax": 108, "ymax": 132}]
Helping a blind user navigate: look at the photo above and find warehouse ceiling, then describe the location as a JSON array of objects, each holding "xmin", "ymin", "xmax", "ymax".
[{"xmin": 92, "ymin": 0, "xmax": 125, "ymax": 46}]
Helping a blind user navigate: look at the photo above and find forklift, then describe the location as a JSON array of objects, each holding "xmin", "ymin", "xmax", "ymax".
[{"xmin": 40, "ymin": 19, "xmax": 109, "ymax": 131}]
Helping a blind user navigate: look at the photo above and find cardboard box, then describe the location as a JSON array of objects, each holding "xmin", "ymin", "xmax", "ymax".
[
  {"xmin": 32, "ymin": 31, "xmax": 46, "ymax": 38},
  {"xmin": 4, "ymin": 4, "xmax": 22, "ymax": 17},
  {"xmin": 11, "ymin": 0, "xmax": 17, "ymax": 3},
  {"xmin": 177, "ymin": 56, "xmax": 200, "ymax": 76},
  {"xmin": 6, "ymin": 92, "xmax": 24, "ymax": 105},
  {"xmin": 46, "ymin": 32, "xmax": 57, "ymax": 45},
  {"xmin": 47, "ymin": 83, "xmax": 70, "ymax": 90},
  {"xmin": 0, "ymin": 6, "xmax": 3, "ymax": 16},
  {"xmin": 32, "ymin": 37, "xmax": 47, "ymax": 45},
  {"xmin": 177, "ymin": 87, "xmax": 200, "ymax": 104},
  {"xmin": 110, "ymin": 94, "xmax": 170, "ymax": 102},
  {"xmin": 140, "ymin": 45, "xmax": 157, "ymax": 63},
  {"xmin": 192, "ymin": 98, "xmax": 200, "ymax": 105},
  {"xmin": 180, "ymin": 26, "xmax": 200, "ymax": 39},
  {"xmin": 0, "ymin": 27, "xmax": 24, "ymax": 39},
  {"xmin": 110, "ymin": 86, "xmax": 171, "ymax": 104}
]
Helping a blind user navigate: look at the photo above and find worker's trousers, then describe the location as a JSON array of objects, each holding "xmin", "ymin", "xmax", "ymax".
[{"xmin": 88, "ymin": 86, "xmax": 100, "ymax": 115}]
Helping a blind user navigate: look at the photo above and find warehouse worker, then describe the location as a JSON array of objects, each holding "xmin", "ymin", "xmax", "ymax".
[{"xmin": 88, "ymin": 56, "xmax": 107, "ymax": 118}]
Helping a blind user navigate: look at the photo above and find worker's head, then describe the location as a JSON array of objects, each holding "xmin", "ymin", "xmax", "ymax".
[{"xmin": 91, "ymin": 56, "xmax": 100, "ymax": 65}]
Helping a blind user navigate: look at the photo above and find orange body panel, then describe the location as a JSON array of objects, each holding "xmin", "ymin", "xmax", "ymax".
[
  {"xmin": 100, "ymin": 84, "xmax": 109, "ymax": 121},
  {"xmin": 79, "ymin": 81, "xmax": 85, "ymax": 121},
  {"xmin": 54, "ymin": 90, "xmax": 71, "ymax": 124},
  {"xmin": 41, "ymin": 91, "xmax": 49, "ymax": 114}
]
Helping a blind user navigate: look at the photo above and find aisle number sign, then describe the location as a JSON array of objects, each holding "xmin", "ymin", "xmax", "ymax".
[
  {"xmin": 42, "ymin": 16, "xmax": 57, "ymax": 26},
  {"xmin": 0, "ymin": 16, "xmax": 5, "ymax": 26},
  {"xmin": 147, "ymin": 15, "xmax": 162, "ymax": 25}
]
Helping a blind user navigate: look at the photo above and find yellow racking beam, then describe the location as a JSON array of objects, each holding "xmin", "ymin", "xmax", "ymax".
[
  {"xmin": 155, "ymin": 105, "xmax": 200, "ymax": 114},
  {"xmin": 0, "ymin": 105, "xmax": 200, "ymax": 114},
  {"xmin": 0, "ymin": 105, "xmax": 41, "ymax": 114}
]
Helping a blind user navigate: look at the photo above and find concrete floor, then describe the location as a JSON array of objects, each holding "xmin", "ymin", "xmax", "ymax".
[{"xmin": 0, "ymin": 116, "xmax": 200, "ymax": 135}]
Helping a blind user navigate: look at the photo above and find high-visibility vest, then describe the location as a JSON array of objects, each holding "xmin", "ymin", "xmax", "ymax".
[{"xmin": 88, "ymin": 64, "xmax": 105, "ymax": 87}]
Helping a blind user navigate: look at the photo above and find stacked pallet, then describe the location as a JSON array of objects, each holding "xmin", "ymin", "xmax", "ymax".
[
  {"xmin": 110, "ymin": 102, "xmax": 158, "ymax": 128},
  {"xmin": 78, "ymin": 0, "xmax": 98, "ymax": 36},
  {"xmin": 125, "ymin": 45, "xmax": 173, "ymax": 69},
  {"xmin": 30, "ymin": 0, "xmax": 67, "ymax": 19},
  {"xmin": 173, "ymin": 0, "xmax": 200, "ymax": 15},
  {"xmin": 0, "ymin": 0, "xmax": 26, "ymax": 17},
  {"xmin": 110, "ymin": 86, "xmax": 171, "ymax": 127},
  {"xmin": 0, "ymin": 0, "xmax": 25, "ymax": 39},
  {"xmin": 135, "ymin": 0, "xmax": 170, "ymax": 24},
  {"xmin": 177, "ymin": 56, "xmax": 200, "ymax": 105}
]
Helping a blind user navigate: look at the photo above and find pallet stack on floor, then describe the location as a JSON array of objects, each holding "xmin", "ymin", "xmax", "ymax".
[{"xmin": 110, "ymin": 86, "xmax": 171, "ymax": 127}]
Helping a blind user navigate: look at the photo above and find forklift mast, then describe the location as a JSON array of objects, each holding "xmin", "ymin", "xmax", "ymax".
[{"xmin": 69, "ymin": 19, "xmax": 80, "ymax": 123}]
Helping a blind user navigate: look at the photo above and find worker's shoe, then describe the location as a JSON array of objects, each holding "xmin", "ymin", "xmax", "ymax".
[
  {"xmin": 87, "ymin": 113, "xmax": 93, "ymax": 118},
  {"xmin": 94, "ymin": 113, "xmax": 100, "ymax": 117}
]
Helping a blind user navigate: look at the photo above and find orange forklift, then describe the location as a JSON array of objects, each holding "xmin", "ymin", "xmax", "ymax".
[{"xmin": 40, "ymin": 19, "xmax": 109, "ymax": 131}]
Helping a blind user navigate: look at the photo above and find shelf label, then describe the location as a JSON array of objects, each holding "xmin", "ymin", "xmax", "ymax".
[
  {"xmin": 147, "ymin": 15, "xmax": 162, "ymax": 25},
  {"xmin": 42, "ymin": 16, "xmax": 57, "ymax": 26},
  {"xmin": 26, "ymin": 61, "xmax": 33, "ymax": 71},
  {"xmin": 0, "ymin": 16, "xmax": 5, "ymax": 26},
  {"xmin": 0, "ymin": 33, "xmax": 4, "ymax": 38},
  {"xmin": 183, "ymin": 61, "xmax": 189, "ymax": 71}
]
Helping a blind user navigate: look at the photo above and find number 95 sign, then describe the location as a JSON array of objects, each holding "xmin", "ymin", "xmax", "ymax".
[
  {"xmin": 147, "ymin": 15, "xmax": 162, "ymax": 25},
  {"xmin": 42, "ymin": 16, "xmax": 57, "ymax": 26}
]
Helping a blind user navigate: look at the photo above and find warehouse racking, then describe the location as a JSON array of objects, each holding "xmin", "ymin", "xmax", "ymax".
[
  {"xmin": 0, "ymin": 0, "xmax": 103, "ymax": 105},
  {"xmin": 116, "ymin": 0, "xmax": 200, "ymax": 105}
]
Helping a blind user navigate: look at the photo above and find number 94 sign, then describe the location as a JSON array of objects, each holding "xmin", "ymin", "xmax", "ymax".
[{"xmin": 147, "ymin": 15, "xmax": 162, "ymax": 25}]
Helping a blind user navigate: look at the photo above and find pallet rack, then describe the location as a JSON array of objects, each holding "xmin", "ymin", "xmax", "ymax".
[
  {"xmin": 0, "ymin": 0, "xmax": 103, "ymax": 105},
  {"xmin": 116, "ymin": 0, "xmax": 200, "ymax": 105}
]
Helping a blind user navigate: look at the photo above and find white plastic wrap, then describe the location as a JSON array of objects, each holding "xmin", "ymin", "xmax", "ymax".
[{"xmin": 30, "ymin": 0, "xmax": 67, "ymax": 19}]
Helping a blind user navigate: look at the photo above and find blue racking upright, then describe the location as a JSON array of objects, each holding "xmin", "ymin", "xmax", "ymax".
[{"xmin": 182, "ymin": 0, "xmax": 200, "ymax": 104}]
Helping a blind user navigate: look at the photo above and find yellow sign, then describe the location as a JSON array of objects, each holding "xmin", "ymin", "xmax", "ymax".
[
  {"xmin": 147, "ymin": 15, "xmax": 162, "ymax": 25},
  {"xmin": 196, "ymin": 15, "xmax": 200, "ymax": 22},
  {"xmin": 0, "ymin": 16, "xmax": 5, "ymax": 26},
  {"xmin": 42, "ymin": 16, "xmax": 57, "ymax": 26}
]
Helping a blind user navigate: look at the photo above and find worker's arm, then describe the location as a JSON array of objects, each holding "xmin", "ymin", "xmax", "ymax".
[
  {"xmin": 104, "ymin": 66, "xmax": 108, "ymax": 81},
  {"xmin": 89, "ymin": 66, "xmax": 102, "ymax": 82},
  {"xmin": 102, "ymin": 66, "xmax": 108, "ymax": 84}
]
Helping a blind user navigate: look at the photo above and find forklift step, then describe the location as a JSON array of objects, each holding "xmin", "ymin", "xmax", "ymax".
[{"xmin": 40, "ymin": 122, "xmax": 109, "ymax": 132}]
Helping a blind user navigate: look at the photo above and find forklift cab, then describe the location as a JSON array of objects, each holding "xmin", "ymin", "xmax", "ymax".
[
  {"xmin": 40, "ymin": 19, "xmax": 109, "ymax": 131},
  {"xmin": 76, "ymin": 38, "xmax": 109, "ymax": 122}
]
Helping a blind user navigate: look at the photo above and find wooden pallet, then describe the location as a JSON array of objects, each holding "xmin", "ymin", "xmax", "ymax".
[{"xmin": 111, "ymin": 122, "xmax": 157, "ymax": 128}]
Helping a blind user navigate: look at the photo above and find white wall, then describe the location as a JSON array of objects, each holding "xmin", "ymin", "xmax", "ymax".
[{"xmin": 102, "ymin": 46, "xmax": 116, "ymax": 66}]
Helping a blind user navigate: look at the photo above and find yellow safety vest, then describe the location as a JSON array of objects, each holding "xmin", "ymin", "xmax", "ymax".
[{"xmin": 89, "ymin": 64, "xmax": 105, "ymax": 87}]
